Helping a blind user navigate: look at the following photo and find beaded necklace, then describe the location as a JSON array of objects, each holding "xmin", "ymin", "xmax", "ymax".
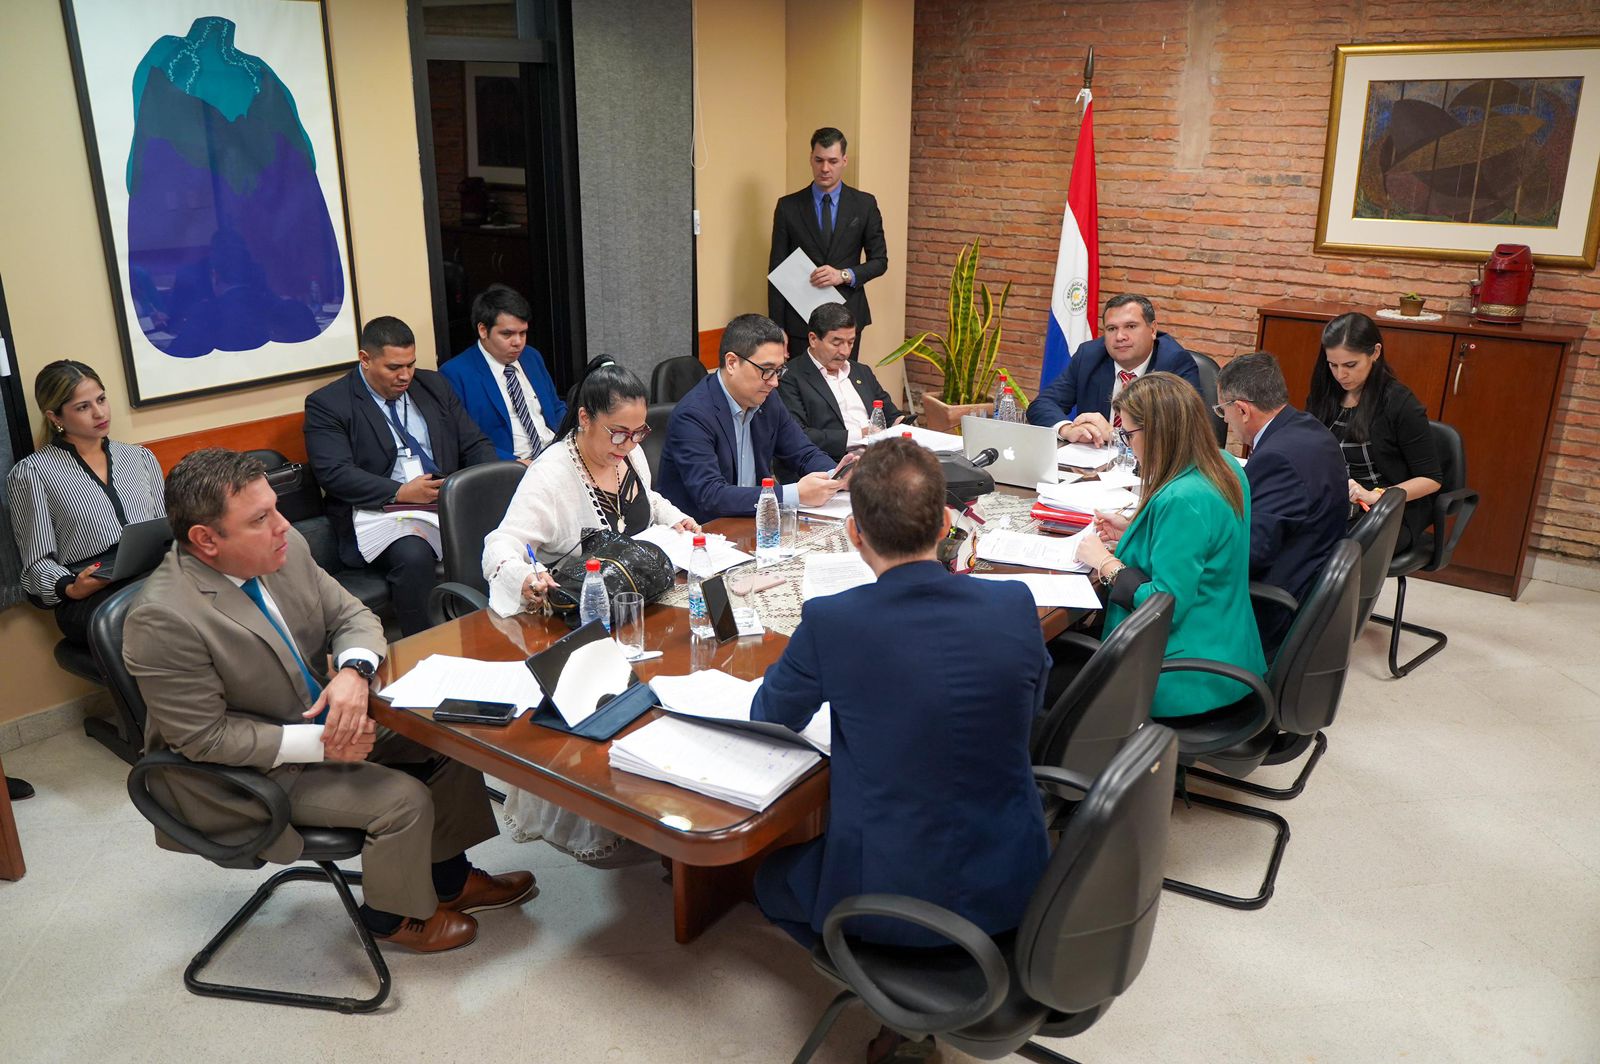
[{"xmin": 567, "ymin": 436, "xmax": 629, "ymax": 534}]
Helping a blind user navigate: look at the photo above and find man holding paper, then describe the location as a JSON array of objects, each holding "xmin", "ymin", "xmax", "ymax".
[
  {"xmin": 749, "ymin": 439, "xmax": 1050, "ymax": 956},
  {"xmin": 768, "ymin": 127, "xmax": 887, "ymax": 361}
]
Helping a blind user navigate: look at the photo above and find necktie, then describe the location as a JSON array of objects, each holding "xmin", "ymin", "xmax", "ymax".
[
  {"xmin": 385, "ymin": 398, "xmax": 441, "ymax": 476},
  {"xmin": 241, "ymin": 577, "xmax": 326, "ymax": 723},
  {"xmin": 503, "ymin": 364, "xmax": 543, "ymax": 460},
  {"xmin": 1113, "ymin": 370, "xmax": 1136, "ymax": 429},
  {"xmin": 820, "ymin": 192, "xmax": 834, "ymax": 245}
]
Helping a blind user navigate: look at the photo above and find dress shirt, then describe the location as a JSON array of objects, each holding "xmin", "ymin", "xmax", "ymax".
[
  {"xmin": 358, "ymin": 370, "xmax": 436, "ymax": 483},
  {"xmin": 1251, "ymin": 411, "xmax": 1280, "ymax": 452},
  {"xmin": 811, "ymin": 354, "xmax": 872, "ymax": 445},
  {"xmin": 479, "ymin": 342, "xmax": 553, "ymax": 457},
  {"xmin": 721, "ymin": 375, "xmax": 800, "ymax": 509},
  {"xmin": 1052, "ymin": 353, "xmax": 1154, "ymax": 435},
  {"xmin": 810, "ymin": 185, "xmax": 855, "ymax": 286}
]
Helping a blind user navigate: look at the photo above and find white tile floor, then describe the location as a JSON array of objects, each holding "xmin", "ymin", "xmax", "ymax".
[{"xmin": 3, "ymin": 575, "xmax": 1598, "ymax": 1063}]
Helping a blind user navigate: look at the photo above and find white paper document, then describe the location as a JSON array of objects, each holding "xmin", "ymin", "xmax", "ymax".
[
  {"xmin": 1057, "ymin": 442, "xmax": 1119, "ymax": 469},
  {"xmin": 799, "ymin": 493, "xmax": 854, "ymax": 520},
  {"xmin": 353, "ymin": 508, "xmax": 441, "ymax": 564},
  {"xmin": 632, "ymin": 525, "xmax": 752, "ymax": 575},
  {"xmin": 974, "ymin": 572, "xmax": 1102, "ymax": 610},
  {"xmin": 861, "ymin": 424, "xmax": 965, "ymax": 452},
  {"xmin": 650, "ymin": 670, "xmax": 831, "ymax": 755},
  {"xmin": 609, "ymin": 716, "xmax": 822, "ymax": 811},
  {"xmin": 377, "ymin": 655, "xmax": 543, "ymax": 713},
  {"xmin": 1034, "ymin": 480, "xmax": 1140, "ymax": 516},
  {"xmin": 976, "ymin": 528, "xmax": 1093, "ymax": 573},
  {"xmin": 801, "ymin": 551, "xmax": 875, "ymax": 601},
  {"xmin": 767, "ymin": 247, "xmax": 847, "ymax": 322},
  {"xmin": 1094, "ymin": 468, "xmax": 1143, "ymax": 490}
]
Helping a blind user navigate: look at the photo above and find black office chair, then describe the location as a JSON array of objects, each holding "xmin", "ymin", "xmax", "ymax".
[
  {"xmin": 1160, "ymin": 539, "xmax": 1360, "ymax": 910},
  {"xmin": 641, "ymin": 402, "xmax": 675, "ymax": 480},
  {"xmin": 789, "ymin": 725, "xmax": 1178, "ymax": 1064},
  {"xmin": 1347, "ymin": 489, "xmax": 1406, "ymax": 638},
  {"xmin": 1191, "ymin": 353, "xmax": 1227, "ymax": 447},
  {"xmin": 68, "ymin": 579, "xmax": 149, "ymax": 765},
  {"xmin": 650, "ymin": 355, "xmax": 707, "ymax": 404},
  {"xmin": 427, "ymin": 460, "xmax": 526, "ymax": 625},
  {"xmin": 92, "ymin": 601, "xmax": 391, "ymax": 1013},
  {"xmin": 1369, "ymin": 420, "xmax": 1480, "ymax": 677}
]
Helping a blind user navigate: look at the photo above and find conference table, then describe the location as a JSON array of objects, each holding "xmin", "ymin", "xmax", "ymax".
[{"xmin": 370, "ymin": 508, "xmax": 1085, "ymax": 943}]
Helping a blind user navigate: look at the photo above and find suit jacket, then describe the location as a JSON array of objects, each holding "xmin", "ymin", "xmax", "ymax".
[
  {"xmin": 752, "ymin": 560, "xmax": 1051, "ymax": 947},
  {"xmin": 1027, "ymin": 332, "xmax": 1201, "ymax": 428},
  {"xmin": 767, "ymin": 183, "xmax": 888, "ymax": 338},
  {"xmin": 438, "ymin": 343, "xmax": 568, "ymax": 461},
  {"xmin": 122, "ymin": 531, "xmax": 387, "ymax": 863},
  {"xmin": 654, "ymin": 372, "xmax": 834, "ymax": 523},
  {"xmin": 777, "ymin": 353, "xmax": 905, "ymax": 460},
  {"xmin": 1246, "ymin": 407, "xmax": 1348, "ymax": 650},
  {"xmin": 304, "ymin": 366, "xmax": 499, "ymax": 568}
]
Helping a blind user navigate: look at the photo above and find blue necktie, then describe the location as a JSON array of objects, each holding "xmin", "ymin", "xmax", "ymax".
[
  {"xmin": 385, "ymin": 398, "xmax": 441, "ymax": 476},
  {"xmin": 241, "ymin": 577, "xmax": 326, "ymax": 723},
  {"xmin": 502, "ymin": 364, "xmax": 543, "ymax": 460}
]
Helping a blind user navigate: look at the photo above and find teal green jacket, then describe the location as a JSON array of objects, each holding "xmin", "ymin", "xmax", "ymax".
[{"xmin": 1104, "ymin": 462, "xmax": 1267, "ymax": 719}]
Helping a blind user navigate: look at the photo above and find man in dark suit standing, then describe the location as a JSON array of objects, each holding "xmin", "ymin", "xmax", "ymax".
[
  {"xmin": 768, "ymin": 127, "xmax": 888, "ymax": 361},
  {"xmin": 777, "ymin": 304, "xmax": 909, "ymax": 461},
  {"xmin": 1216, "ymin": 352, "xmax": 1349, "ymax": 653},
  {"xmin": 304, "ymin": 316, "xmax": 500, "ymax": 635},
  {"xmin": 1028, "ymin": 294, "xmax": 1202, "ymax": 445}
]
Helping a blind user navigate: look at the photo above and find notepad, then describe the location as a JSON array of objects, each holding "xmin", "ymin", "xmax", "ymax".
[{"xmin": 609, "ymin": 716, "xmax": 823, "ymax": 810}]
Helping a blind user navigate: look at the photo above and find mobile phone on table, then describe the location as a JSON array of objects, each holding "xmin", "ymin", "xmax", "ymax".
[{"xmin": 432, "ymin": 699, "xmax": 518, "ymax": 726}]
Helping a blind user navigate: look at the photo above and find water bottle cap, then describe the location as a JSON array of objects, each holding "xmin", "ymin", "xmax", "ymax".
[
  {"xmin": 692, "ymin": 534, "xmax": 707, "ymax": 547},
  {"xmin": 872, "ymin": 400, "xmax": 883, "ymax": 408},
  {"xmin": 761, "ymin": 477, "xmax": 775, "ymax": 488},
  {"xmin": 902, "ymin": 431, "xmax": 913, "ymax": 438},
  {"xmin": 1003, "ymin": 385, "xmax": 1015, "ymax": 395},
  {"xmin": 999, "ymin": 370, "xmax": 1008, "ymax": 380},
  {"xmin": 585, "ymin": 558, "xmax": 601, "ymax": 572}
]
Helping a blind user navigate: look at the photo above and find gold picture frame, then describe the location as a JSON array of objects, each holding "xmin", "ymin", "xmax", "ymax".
[{"xmin": 1315, "ymin": 36, "xmax": 1600, "ymax": 269}]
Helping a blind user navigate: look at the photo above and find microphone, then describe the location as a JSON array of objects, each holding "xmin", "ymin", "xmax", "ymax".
[{"xmin": 970, "ymin": 447, "xmax": 1000, "ymax": 468}]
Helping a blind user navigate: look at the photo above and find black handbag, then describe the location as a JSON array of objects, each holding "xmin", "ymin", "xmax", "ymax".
[{"xmin": 547, "ymin": 527, "xmax": 675, "ymax": 614}]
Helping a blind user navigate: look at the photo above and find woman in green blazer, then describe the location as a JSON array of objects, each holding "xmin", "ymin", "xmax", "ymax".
[{"xmin": 1076, "ymin": 372, "xmax": 1266, "ymax": 720}]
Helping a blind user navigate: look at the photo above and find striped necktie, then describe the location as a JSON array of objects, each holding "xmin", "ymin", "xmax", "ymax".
[
  {"xmin": 240, "ymin": 577, "xmax": 326, "ymax": 723},
  {"xmin": 1112, "ymin": 370, "xmax": 1136, "ymax": 429},
  {"xmin": 503, "ymin": 364, "xmax": 543, "ymax": 460}
]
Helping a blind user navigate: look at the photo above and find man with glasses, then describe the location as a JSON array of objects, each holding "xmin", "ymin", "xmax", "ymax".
[
  {"xmin": 1214, "ymin": 352, "xmax": 1347, "ymax": 653},
  {"xmin": 656, "ymin": 314, "xmax": 845, "ymax": 523}
]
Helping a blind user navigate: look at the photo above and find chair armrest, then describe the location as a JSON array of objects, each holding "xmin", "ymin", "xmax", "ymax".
[
  {"xmin": 1033, "ymin": 764, "xmax": 1095, "ymax": 799},
  {"xmin": 821, "ymin": 894, "xmax": 1010, "ymax": 1035},
  {"xmin": 1428, "ymin": 487, "xmax": 1480, "ymax": 570},
  {"xmin": 126, "ymin": 751, "xmax": 290, "ymax": 864},
  {"xmin": 1249, "ymin": 582, "xmax": 1298, "ymax": 614},
  {"xmin": 1048, "ymin": 630, "xmax": 1102, "ymax": 657},
  {"xmin": 427, "ymin": 582, "xmax": 489, "ymax": 626},
  {"xmin": 1158, "ymin": 658, "xmax": 1276, "ymax": 745}
]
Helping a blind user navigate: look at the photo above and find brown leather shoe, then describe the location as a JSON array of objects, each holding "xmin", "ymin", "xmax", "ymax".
[
  {"xmin": 438, "ymin": 868, "xmax": 538, "ymax": 914},
  {"xmin": 374, "ymin": 909, "xmax": 478, "ymax": 953}
]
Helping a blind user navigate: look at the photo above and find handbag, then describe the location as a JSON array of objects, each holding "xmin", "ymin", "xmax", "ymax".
[{"xmin": 547, "ymin": 527, "xmax": 675, "ymax": 614}]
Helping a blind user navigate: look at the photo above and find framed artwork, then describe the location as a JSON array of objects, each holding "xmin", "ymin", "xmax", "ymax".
[
  {"xmin": 1315, "ymin": 37, "xmax": 1600, "ymax": 269},
  {"xmin": 465, "ymin": 62, "xmax": 527, "ymax": 186},
  {"xmin": 60, "ymin": 0, "xmax": 359, "ymax": 406}
]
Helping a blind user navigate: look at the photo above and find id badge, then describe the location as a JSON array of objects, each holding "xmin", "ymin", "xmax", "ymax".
[{"xmin": 397, "ymin": 451, "xmax": 424, "ymax": 482}]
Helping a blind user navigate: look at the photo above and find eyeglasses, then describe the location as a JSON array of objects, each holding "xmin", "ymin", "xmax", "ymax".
[
  {"xmin": 1116, "ymin": 427, "xmax": 1142, "ymax": 448},
  {"xmin": 734, "ymin": 352, "xmax": 788, "ymax": 382},
  {"xmin": 601, "ymin": 424, "xmax": 652, "ymax": 446},
  {"xmin": 1212, "ymin": 399, "xmax": 1245, "ymax": 419}
]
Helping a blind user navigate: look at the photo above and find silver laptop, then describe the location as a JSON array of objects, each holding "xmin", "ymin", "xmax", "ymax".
[
  {"xmin": 960, "ymin": 416, "xmax": 1060, "ymax": 489},
  {"xmin": 83, "ymin": 518, "xmax": 174, "ymax": 582}
]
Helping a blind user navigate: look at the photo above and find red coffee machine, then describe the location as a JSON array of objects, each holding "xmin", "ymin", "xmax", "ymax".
[{"xmin": 1469, "ymin": 243, "xmax": 1534, "ymax": 324}]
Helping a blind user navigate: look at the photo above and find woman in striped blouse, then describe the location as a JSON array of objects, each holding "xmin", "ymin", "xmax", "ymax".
[{"xmin": 6, "ymin": 361, "xmax": 166, "ymax": 645}]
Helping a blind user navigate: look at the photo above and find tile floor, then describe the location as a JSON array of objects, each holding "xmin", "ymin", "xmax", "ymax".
[{"xmin": 2, "ymin": 576, "xmax": 1598, "ymax": 1063}]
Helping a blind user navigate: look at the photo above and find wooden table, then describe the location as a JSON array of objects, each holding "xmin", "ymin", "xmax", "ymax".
[
  {"xmin": 0, "ymin": 753, "xmax": 24, "ymax": 881},
  {"xmin": 370, "ymin": 515, "xmax": 1081, "ymax": 942}
]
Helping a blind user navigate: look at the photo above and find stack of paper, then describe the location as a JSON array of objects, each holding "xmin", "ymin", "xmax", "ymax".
[
  {"xmin": 609, "ymin": 716, "xmax": 822, "ymax": 810},
  {"xmin": 378, "ymin": 654, "xmax": 544, "ymax": 713},
  {"xmin": 975, "ymin": 528, "xmax": 1093, "ymax": 573},
  {"xmin": 353, "ymin": 509, "xmax": 441, "ymax": 564},
  {"xmin": 632, "ymin": 526, "xmax": 752, "ymax": 575},
  {"xmin": 1034, "ymin": 480, "xmax": 1140, "ymax": 516},
  {"xmin": 799, "ymin": 493, "xmax": 854, "ymax": 520},
  {"xmin": 801, "ymin": 551, "xmax": 875, "ymax": 601},
  {"xmin": 973, "ymin": 572, "xmax": 1102, "ymax": 609},
  {"xmin": 1057, "ymin": 442, "xmax": 1119, "ymax": 469},
  {"xmin": 862, "ymin": 424, "xmax": 965, "ymax": 452},
  {"xmin": 651, "ymin": 670, "xmax": 830, "ymax": 754}
]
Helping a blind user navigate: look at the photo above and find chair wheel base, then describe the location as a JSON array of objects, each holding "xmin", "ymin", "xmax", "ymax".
[
  {"xmin": 1163, "ymin": 791, "xmax": 1290, "ymax": 910},
  {"xmin": 1186, "ymin": 732, "xmax": 1327, "ymax": 801}
]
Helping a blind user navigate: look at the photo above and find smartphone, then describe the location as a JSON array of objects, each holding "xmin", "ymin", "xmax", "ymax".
[
  {"xmin": 432, "ymin": 698, "xmax": 518, "ymax": 726},
  {"xmin": 830, "ymin": 453, "xmax": 859, "ymax": 480}
]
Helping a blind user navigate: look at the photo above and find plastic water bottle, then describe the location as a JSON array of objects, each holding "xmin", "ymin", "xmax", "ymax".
[
  {"xmin": 755, "ymin": 477, "xmax": 781, "ymax": 566},
  {"xmin": 868, "ymin": 400, "xmax": 887, "ymax": 433},
  {"xmin": 995, "ymin": 385, "xmax": 1023, "ymax": 424},
  {"xmin": 992, "ymin": 370, "xmax": 1010, "ymax": 416},
  {"xmin": 578, "ymin": 558, "xmax": 611, "ymax": 631},
  {"xmin": 687, "ymin": 535, "xmax": 714, "ymax": 638}
]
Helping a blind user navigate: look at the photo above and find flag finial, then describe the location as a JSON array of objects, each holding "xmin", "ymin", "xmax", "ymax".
[{"xmin": 1083, "ymin": 45, "xmax": 1095, "ymax": 88}]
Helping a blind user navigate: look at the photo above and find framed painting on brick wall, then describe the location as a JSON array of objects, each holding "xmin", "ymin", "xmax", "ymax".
[
  {"xmin": 60, "ymin": 0, "xmax": 359, "ymax": 405},
  {"xmin": 1315, "ymin": 37, "xmax": 1600, "ymax": 269}
]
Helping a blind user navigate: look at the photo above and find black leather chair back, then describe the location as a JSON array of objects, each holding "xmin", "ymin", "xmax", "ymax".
[
  {"xmin": 642, "ymin": 402, "xmax": 675, "ymax": 480},
  {"xmin": 1014, "ymin": 725, "xmax": 1178, "ymax": 1015},
  {"xmin": 651, "ymin": 355, "xmax": 707, "ymax": 405},
  {"xmin": 1347, "ymin": 489, "xmax": 1404, "ymax": 634},
  {"xmin": 437, "ymin": 460, "xmax": 526, "ymax": 592},
  {"xmin": 1033, "ymin": 593, "xmax": 1172, "ymax": 779},
  {"xmin": 88, "ymin": 579, "xmax": 151, "ymax": 736},
  {"xmin": 1268, "ymin": 539, "xmax": 1359, "ymax": 737},
  {"xmin": 244, "ymin": 449, "xmax": 325, "ymax": 525},
  {"xmin": 1416, "ymin": 420, "xmax": 1476, "ymax": 575},
  {"xmin": 1191, "ymin": 353, "xmax": 1227, "ymax": 446}
]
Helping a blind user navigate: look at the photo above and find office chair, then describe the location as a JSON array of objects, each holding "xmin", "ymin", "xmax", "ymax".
[
  {"xmin": 641, "ymin": 402, "xmax": 675, "ymax": 480},
  {"xmin": 1191, "ymin": 353, "xmax": 1227, "ymax": 447},
  {"xmin": 1347, "ymin": 488, "xmax": 1406, "ymax": 638},
  {"xmin": 789, "ymin": 725, "xmax": 1177, "ymax": 1064},
  {"xmin": 1160, "ymin": 539, "xmax": 1360, "ymax": 909},
  {"xmin": 95, "ymin": 602, "xmax": 391, "ymax": 1013},
  {"xmin": 63, "ymin": 580, "xmax": 149, "ymax": 765},
  {"xmin": 650, "ymin": 355, "xmax": 708, "ymax": 404},
  {"xmin": 1368, "ymin": 420, "xmax": 1479, "ymax": 677},
  {"xmin": 427, "ymin": 460, "xmax": 526, "ymax": 625}
]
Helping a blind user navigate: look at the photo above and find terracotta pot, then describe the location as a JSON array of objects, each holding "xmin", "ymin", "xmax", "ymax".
[
  {"xmin": 1398, "ymin": 296, "xmax": 1425, "ymax": 317},
  {"xmin": 920, "ymin": 393, "xmax": 992, "ymax": 433}
]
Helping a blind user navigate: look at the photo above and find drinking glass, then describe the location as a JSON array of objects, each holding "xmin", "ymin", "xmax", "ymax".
[
  {"xmin": 688, "ymin": 632, "xmax": 717, "ymax": 673},
  {"xmin": 723, "ymin": 561, "xmax": 762, "ymax": 634},
  {"xmin": 612, "ymin": 592, "xmax": 645, "ymax": 659},
  {"xmin": 780, "ymin": 500, "xmax": 800, "ymax": 558}
]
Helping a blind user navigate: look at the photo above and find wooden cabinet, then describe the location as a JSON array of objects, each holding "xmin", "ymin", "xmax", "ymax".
[{"xmin": 1257, "ymin": 302, "xmax": 1583, "ymax": 599}]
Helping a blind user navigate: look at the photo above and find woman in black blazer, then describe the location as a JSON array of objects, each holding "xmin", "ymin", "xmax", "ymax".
[{"xmin": 1307, "ymin": 312, "xmax": 1442, "ymax": 552}]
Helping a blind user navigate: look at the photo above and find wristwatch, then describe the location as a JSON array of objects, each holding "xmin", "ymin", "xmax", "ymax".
[
  {"xmin": 341, "ymin": 657, "xmax": 377, "ymax": 680},
  {"xmin": 842, "ymin": 268, "xmax": 855, "ymax": 286}
]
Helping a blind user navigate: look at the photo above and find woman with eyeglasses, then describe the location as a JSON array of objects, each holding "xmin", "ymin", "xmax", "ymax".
[{"xmin": 1073, "ymin": 372, "xmax": 1266, "ymax": 722}]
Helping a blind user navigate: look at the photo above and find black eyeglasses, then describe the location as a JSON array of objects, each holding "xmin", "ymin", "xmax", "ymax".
[
  {"xmin": 734, "ymin": 352, "xmax": 788, "ymax": 382},
  {"xmin": 1116, "ymin": 427, "xmax": 1142, "ymax": 448},
  {"xmin": 602, "ymin": 424, "xmax": 652, "ymax": 446}
]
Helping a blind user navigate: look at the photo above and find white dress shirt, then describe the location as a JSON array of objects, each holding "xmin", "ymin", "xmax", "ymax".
[
  {"xmin": 1052, "ymin": 354, "xmax": 1155, "ymax": 435},
  {"xmin": 482, "ymin": 343, "xmax": 553, "ymax": 458},
  {"xmin": 811, "ymin": 354, "xmax": 873, "ymax": 446}
]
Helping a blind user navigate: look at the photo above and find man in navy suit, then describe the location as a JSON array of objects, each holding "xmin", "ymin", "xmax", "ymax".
[
  {"xmin": 304, "ymin": 316, "xmax": 499, "ymax": 635},
  {"xmin": 1217, "ymin": 352, "xmax": 1349, "ymax": 653},
  {"xmin": 438, "ymin": 285, "xmax": 567, "ymax": 463},
  {"xmin": 1028, "ymin": 294, "xmax": 1202, "ymax": 445},
  {"xmin": 778, "ymin": 304, "xmax": 909, "ymax": 461},
  {"xmin": 751, "ymin": 438, "xmax": 1050, "ymax": 953},
  {"xmin": 768, "ymin": 127, "xmax": 888, "ymax": 361},
  {"xmin": 655, "ymin": 314, "xmax": 845, "ymax": 524}
]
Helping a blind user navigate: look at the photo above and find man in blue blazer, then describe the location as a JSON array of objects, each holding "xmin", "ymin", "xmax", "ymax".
[
  {"xmin": 1217, "ymin": 353, "xmax": 1349, "ymax": 653},
  {"xmin": 1028, "ymin": 294, "xmax": 1202, "ymax": 445},
  {"xmin": 655, "ymin": 314, "xmax": 844, "ymax": 523},
  {"xmin": 438, "ymin": 285, "xmax": 567, "ymax": 463},
  {"xmin": 752, "ymin": 439, "xmax": 1051, "ymax": 951}
]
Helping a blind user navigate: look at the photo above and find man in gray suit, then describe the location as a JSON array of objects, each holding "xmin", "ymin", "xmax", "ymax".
[{"xmin": 124, "ymin": 448, "xmax": 534, "ymax": 953}]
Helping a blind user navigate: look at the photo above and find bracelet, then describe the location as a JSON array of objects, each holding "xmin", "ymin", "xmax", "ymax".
[{"xmin": 1096, "ymin": 557, "xmax": 1124, "ymax": 587}]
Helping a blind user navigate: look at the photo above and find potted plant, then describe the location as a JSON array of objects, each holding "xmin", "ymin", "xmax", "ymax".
[
  {"xmin": 879, "ymin": 238, "xmax": 1028, "ymax": 432},
  {"xmin": 1398, "ymin": 292, "xmax": 1425, "ymax": 316}
]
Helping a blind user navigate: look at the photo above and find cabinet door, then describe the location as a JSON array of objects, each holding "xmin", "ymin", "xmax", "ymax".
[
  {"xmin": 1376, "ymin": 330, "xmax": 1452, "ymax": 419},
  {"xmin": 1438, "ymin": 336, "xmax": 1561, "ymax": 577},
  {"xmin": 1260, "ymin": 317, "xmax": 1326, "ymax": 408}
]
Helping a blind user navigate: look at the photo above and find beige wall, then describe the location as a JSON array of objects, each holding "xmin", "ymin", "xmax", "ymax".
[{"xmin": 0, "ymin": 0, "xmax": 432, "ymax": 725}]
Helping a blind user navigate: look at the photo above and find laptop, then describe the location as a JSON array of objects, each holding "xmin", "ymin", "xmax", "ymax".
[
  {"xmin": 74, "ymin": 518, "xmax": 174, "ymax": 582},
  {"xmin": 960, "ymin": 416, "xmax": 1060, "ymax": 489}
]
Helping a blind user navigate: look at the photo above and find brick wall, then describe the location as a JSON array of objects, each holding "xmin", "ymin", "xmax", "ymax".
[{"xmin": 906, "ymin": 1, "xmax": 1600, "ymax": 560}]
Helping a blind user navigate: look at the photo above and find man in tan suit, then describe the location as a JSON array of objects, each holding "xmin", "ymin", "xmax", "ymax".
[{"xmin": 124, "ymin": 448, "xmax": 533, "ymax": 952}]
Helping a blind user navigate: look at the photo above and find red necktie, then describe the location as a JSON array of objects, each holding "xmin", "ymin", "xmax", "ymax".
[{"xmin": 1113, "ymin": 370, "xmax": 1136, "ymax": 429}]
